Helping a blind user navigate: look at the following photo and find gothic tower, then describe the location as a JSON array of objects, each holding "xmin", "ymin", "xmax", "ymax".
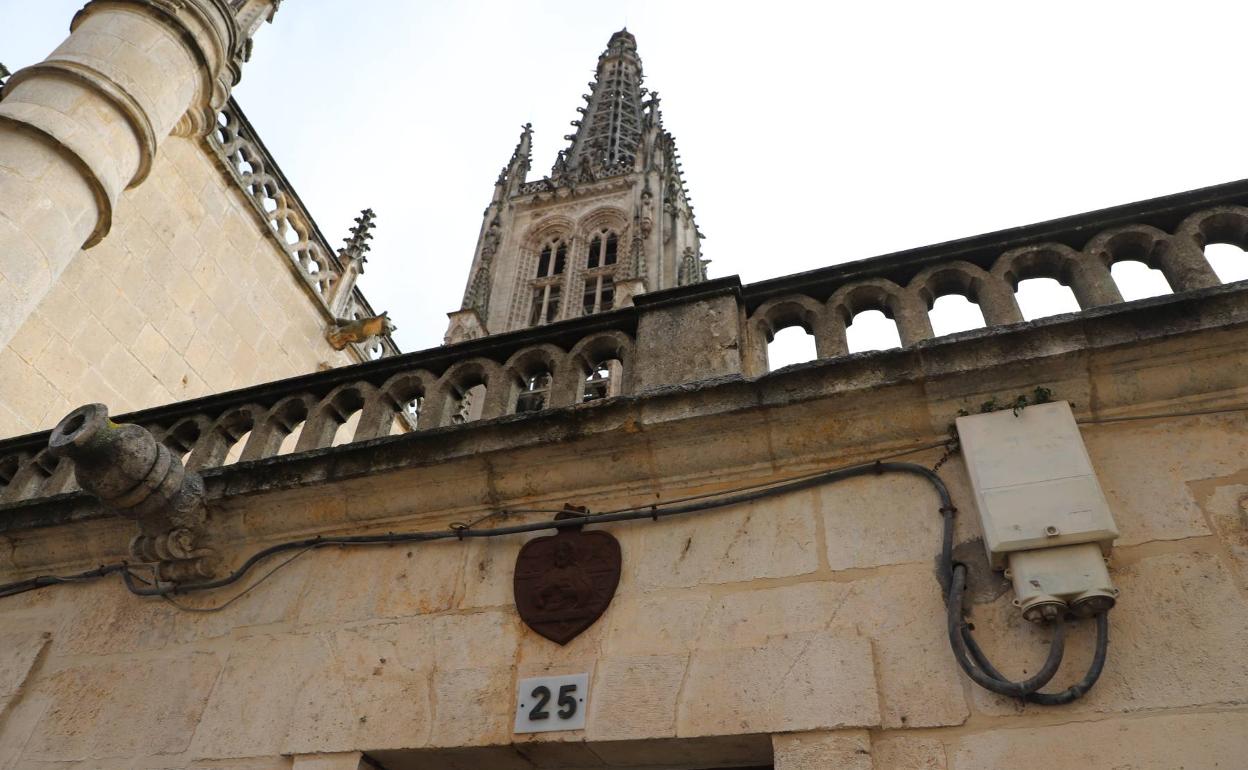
[{"xmin": 446, "ymin": 29, "xmax": 706, "ymax": 343}]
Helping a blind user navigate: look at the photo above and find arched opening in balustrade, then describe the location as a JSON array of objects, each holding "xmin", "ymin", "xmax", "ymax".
[
  {"xmin": 209, "ymin": 410, "xmax": 258, "ymax": 468},
  {"xmin": 515, "ymin": 370, "xmax": 553, "ymax": 413},
  {"xmin": 504, "ymin": 346, "xmax": 563, "ymax": 415},
  {"xmin": 446, "ymin": 376, "xmax": 487, "ymax": 425},
  {"xmin": 391, "ymin": 395, "xmax": 423, "ymax": 435},
  {"xmin": 1014, "ymin": 278, "xmax": 1080, "ymax": 321},
  {"xmin": 0, "ymin": 455, "xmax": 18, "ymax": 494},
  {"xmin": 438, "ymin": 360, "xmax": 500, "ymax": 427},
  {"xmin": 582, "ymin": 360, "xmax": 623, "ymax": 402},
  {"xmin": 24, "ymin": 451, "xmax": 60, "ymax": 497},
  {"xmin": 846, "ymin": 310, "xmax": 901, "ymax": 353},
  {"xmin": 332, "ymin": 414, "xmax": 360, "ymax": 446},
  {"xmin": 320, "ymin": 389, "xmax": 367, "ymax": 448},
  {"xmin": 1110, "ymin": 260, "xmax": 1171, "ymax": 301},
  {"xmin": 767, "ymin": 325, "xmax": 818, "ymax": 371},
  {"xmin": 384, "ymin": 375, "xmax": 427, "ymax": 435},
  {"xmin": 1204, "ymin": 243, "xmax": 1248, "ymax": 283},
  {"xmin": 928, "ymin": 294, "xmax": 987, "ymax": 337},
  {"xmin": 570, "ymin": 331, "xmax": 632, "ymax": 403},
  {"xmin": 162, "ymin": 420, "xmax": 201, "ymax": 466},
  {"xmin": 262, "ymin": 398, "xmax": 311, "ymax": 457},
  {"xmin": 222, "ymin": 431, "xmax": 251, "ymax": 465},
  {"xmin": 277, "ymin": 421, "xmax": 305, "ymax": 455}
]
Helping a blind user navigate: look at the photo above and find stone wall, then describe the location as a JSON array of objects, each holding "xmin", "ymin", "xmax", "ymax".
[
  {"xmin": 0, "ymin": 134, "xmax": 356, "ymax": 438},
  {"xmin": 0, "ymin": 312, "xmax": 1245, "ymax": 768}
]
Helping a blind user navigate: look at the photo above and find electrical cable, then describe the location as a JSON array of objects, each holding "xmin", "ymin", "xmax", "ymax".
[
  {"xmin": 159, "ymin": 546, "xmax": 315, "ymax": 613},
  {"xmin": 0, "ymin": 562, "xmax": 129, "ymax": 599},
  {"xmin": 946, "ymin": 563, "xmax": 1066, "ymax": 697},
  {"xmin": 1076, "ymin": 403, "xmax": 1248, "ymax": 426},
  {"xmin": 960, "ymin": 607, "xmax": 1109, "ymax": 705},
  {"xmin": 0, "ymin": 451, "xmax": 1109, "ymax": 704}
]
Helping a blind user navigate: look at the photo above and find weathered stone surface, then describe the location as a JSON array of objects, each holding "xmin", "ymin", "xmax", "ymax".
[
  {"xmin": 969, "ymin": 550, "xmax": 1248, "ymax": 716},
  {"xmin": 676, "ymin": 631, "xmax": 878, "ymax": 736},
  {"xmin": 1199, "ymin": 480, "xmax": 1248, "ymax": 587},
  {"xmin": 696, "ymin": 580, "xmax": 853, "ymax": 651},
  {"xmin": 951, "ymin": 711, "xmax": 1248, "ymax": 769},
  {"xmin": 590, "ymin": 735, "xmax": 773, "ymax": 768},
  {"xmin": 630, "ymin": 495, "xmax": 820, "ymax": 591},
  {"xmin": 821, "ymin": 473, "xmax": 948, "ymax": 571},
  {"xmin": 834, "ymin": 571, "xmax": 968, "ymax": 728},
  {"xmin": 586, "ymin": 654, "xmax": 687, "ymax": 741},
  {"xmin": 457, "ymin": 530, "xmax": 532, "ymax": 609},
  {"xmin": 772, "ymin": 730, "xmax": 873, "ymax": 770},
  {"xmin": 189, "ymin": 760, "xmax": 293, "ymax": 770},
  {"xmin": 872, "ymin": 735, "xmax": 947, "ymax": 770},
  {"xmin": 434, "ymin": 610, "xmax": 522, "ymax": 671},
  {"xmin": 290, "ymin": 753, "xmax": 366, "ymax": 770},
  {"xmin": 429, "ymin": 666, "xmax": 514, "ymax": 748},
  {"xmin": 633, "ymin": 290, "xmax": 743, "ymax": 392},
  {"xmin": 601, "ymin": 591, "xmax": 709, "ymax": 657},
  {"xmin": 190, "ymin": 622, "xmax": 437, "ymax": 759},
  {"xmin": 171, "ymin": 547, "xmax": 314, "ymax": 644},
  {"xmin": 0, "ymin": 629, "xmax": 49, "ymax": 700},
  {"xmin": 57, "ymin": 580, "xmax": 176, "ymax": 655},
  {"xmin": 0, "ymin": 132, "xmax": 359, "ymax": 439},
  {"xmin": 1081, "ymin": 419, "xmax": 1239, "ymax": 545},
  {"xmin": 696, "ymin": 573, "xmax": 967, "ymax": 728},
  {"xmin": 25, "ymin": 650, "xmax": 222, "ymax": 762},
  {"xmin": 374, "ymin": 540, "xmax": 468, "ymax": 619}
]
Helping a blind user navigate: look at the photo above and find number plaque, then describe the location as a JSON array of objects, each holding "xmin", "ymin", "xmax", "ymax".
[{"xmin": 513, "ymin": 673, "xmax": 589, "ymax": 733}]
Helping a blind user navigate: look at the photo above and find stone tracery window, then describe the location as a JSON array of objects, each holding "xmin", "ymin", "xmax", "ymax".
[
  {"xmin": 536, "ymin": 240, "xmax": 568, "ymax": 277},
  {"xmin": 586, "ymin": 230, "xmax": 618, "ymax": 268},
  {"xmin": 529, "ymin": 285, "xmax": 562, "ymax": 325},
  {"xmin": 529, "ymin": 236, "xmax": 569, "ymax": 326},
  {"xmin": 582, "ymin": 228, "xmax": 619, "ymax": 315}
]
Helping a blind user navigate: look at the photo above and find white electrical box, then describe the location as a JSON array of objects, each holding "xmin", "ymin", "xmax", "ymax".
[{"xmin": 957, "ymin": 401, "xmax": 1118, "ymax": 570}]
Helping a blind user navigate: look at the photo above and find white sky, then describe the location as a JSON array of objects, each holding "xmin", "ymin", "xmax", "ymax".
[{"xmin": 4, "ymin": 1, "xmax": 1248, "ymax": 366}]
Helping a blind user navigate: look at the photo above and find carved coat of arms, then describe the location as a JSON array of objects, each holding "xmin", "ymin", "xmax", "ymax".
[{"xmin": 514, "ymin": 509, "xmax": 621, "ymax": 645}]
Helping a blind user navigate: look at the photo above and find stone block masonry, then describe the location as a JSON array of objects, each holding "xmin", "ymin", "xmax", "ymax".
[{"xmin": 0, "ymin": 135, "xmax": 357, "ymax": 438}]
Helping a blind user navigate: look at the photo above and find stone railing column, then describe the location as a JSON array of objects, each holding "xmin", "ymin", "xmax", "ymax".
[{"xmin": 0, "ymin": 0, "xmax": 275, "ymax": 350}]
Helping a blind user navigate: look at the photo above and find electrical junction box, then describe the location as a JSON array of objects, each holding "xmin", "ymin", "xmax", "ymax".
[{"xmin": 956, "ymin": 401, "xmax": 1119, "ymax": 571}]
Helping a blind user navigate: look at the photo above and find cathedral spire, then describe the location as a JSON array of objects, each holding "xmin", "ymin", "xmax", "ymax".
[
  {"xmin": 559, "ymin": 29, "xmax": 646, "ymax": 177},
  {"xmin": 449, "ymin": 28, "xmax": 706, "ymax": 342}
]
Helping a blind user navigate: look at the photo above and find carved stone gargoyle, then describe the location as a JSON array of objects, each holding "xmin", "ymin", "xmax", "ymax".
[
  {"xmin": 48, "ymin": 404, "xmax": 217, "ymax": 582},
  {"xmin": 326, "ymin": 311, "xmax": 396, "ymax": 350}
]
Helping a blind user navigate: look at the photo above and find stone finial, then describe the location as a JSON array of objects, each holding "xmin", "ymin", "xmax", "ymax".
[
  {"xmin": 326, "ymin": 208, "xmax": 377, "ymax": 318},
  {"xmin": 497, "ymin": 124, "xmax": 533, "ymax": 191},
  {"xmin": 48, "ymin": 404, "xmax": 216, "ymax": 581},
  {"xmin": 0, "ymin": 62, "xmax": 10, "ymax": 88},
  {"xmin": 339, "ymin": 208, "xmax": 376, "ymax": 266}
]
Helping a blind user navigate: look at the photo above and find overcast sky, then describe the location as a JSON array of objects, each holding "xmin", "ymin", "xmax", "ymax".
[{"xmin": 4, "ymin": 1, "xmax": 1248, "ymax": 363}]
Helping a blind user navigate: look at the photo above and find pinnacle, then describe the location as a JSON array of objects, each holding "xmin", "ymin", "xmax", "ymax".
[{"xmin": 339, "ymin": 208, "xmax": 376, "ymax": 264}]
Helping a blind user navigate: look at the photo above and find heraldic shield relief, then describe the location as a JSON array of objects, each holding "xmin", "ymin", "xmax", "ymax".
[{"xmin": 514, "ymin": 511, "xmax": 622, "ymax": 645}]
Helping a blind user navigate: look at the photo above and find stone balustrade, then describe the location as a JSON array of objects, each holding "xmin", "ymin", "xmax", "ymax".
[
  {"xmin": 209, "ymin": 98, "xmax": 400, "ymax": 361},
  {"xmin": 741, "ymin": 183, "xmax": 1247, "ymax": 374},
  {"xmin": 1, "ymin": 179, "xmax": 1246, "ymax": 508}
]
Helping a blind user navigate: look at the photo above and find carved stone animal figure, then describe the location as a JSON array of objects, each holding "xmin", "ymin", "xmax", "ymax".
[{"xmin": 327, "ymin": 312, "xmax": 396, "ymax": 350}]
